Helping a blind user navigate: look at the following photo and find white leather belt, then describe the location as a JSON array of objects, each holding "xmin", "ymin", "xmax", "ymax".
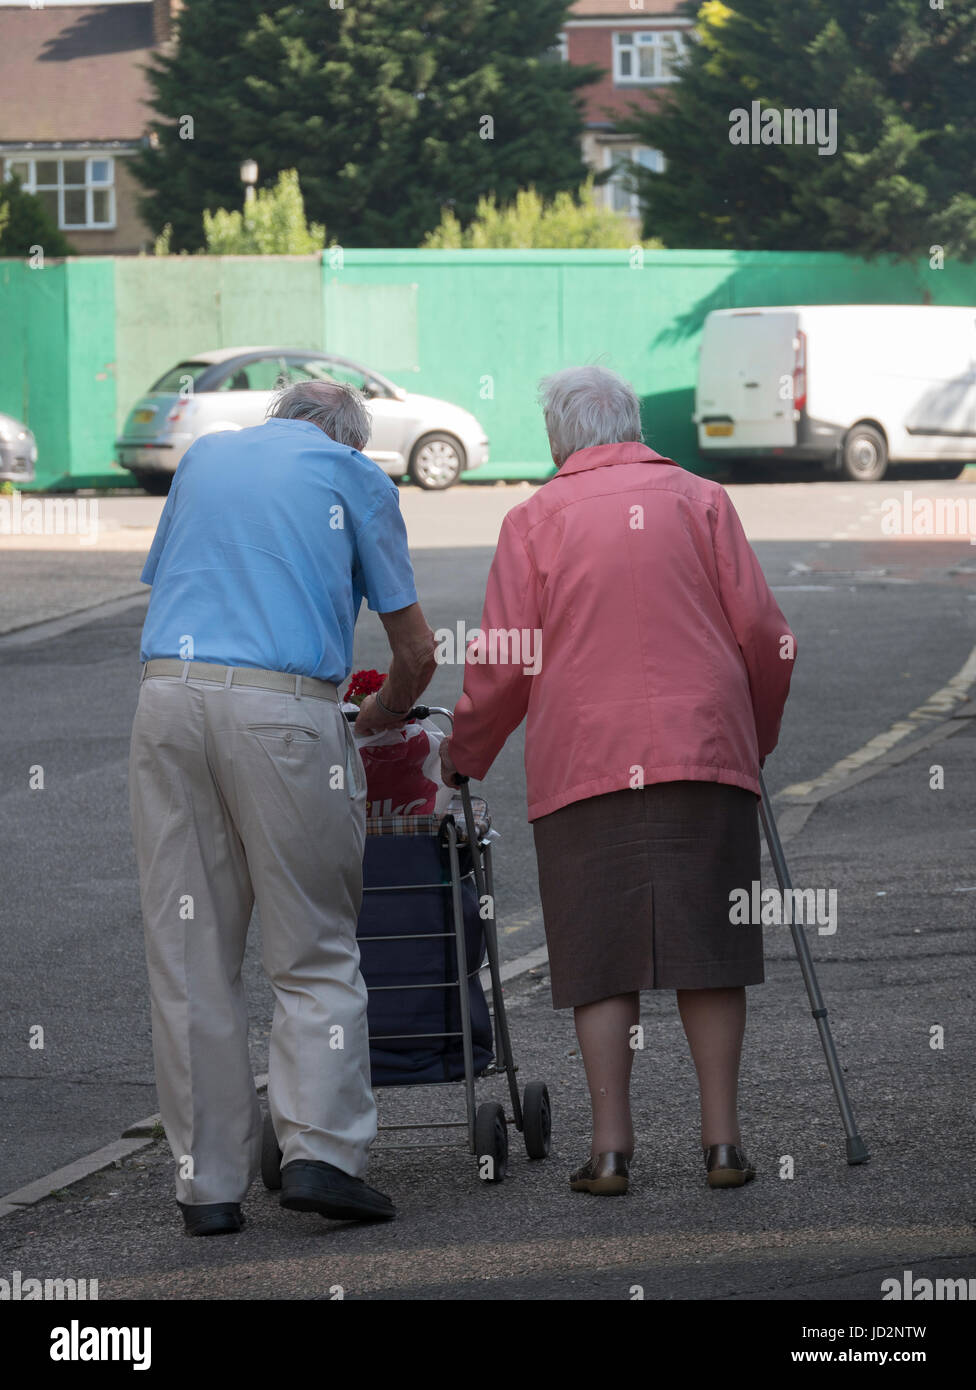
[{"xmin": 141, "ymin": 659, "xmax": 339, "ymax": 702}]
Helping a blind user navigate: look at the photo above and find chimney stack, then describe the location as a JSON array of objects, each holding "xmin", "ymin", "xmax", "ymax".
[{"xmin": 153, "ymin": 0, "xmax": 184, "ymax": 47}]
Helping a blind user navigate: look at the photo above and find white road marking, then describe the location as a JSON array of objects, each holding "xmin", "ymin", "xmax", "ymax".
[
  {"xmin": 0, "ymin": 590, "xmax": 148, "ymax": 647},
  {"xmin": 782, "ymin": 643, "xmax": 976, "ymax": 797}
]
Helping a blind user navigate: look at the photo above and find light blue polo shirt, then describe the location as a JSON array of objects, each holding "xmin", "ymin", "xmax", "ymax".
[{"xmin": 139, "ymin": 418, "xmax": 418, "ymax": 684}]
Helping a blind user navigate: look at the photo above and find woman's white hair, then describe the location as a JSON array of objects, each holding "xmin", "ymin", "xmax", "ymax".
[
  {"xmin": 538, "ymin": 364, "xmax": 642, "ymax": 465},
  {"xmin": 269, "ymin": 379, "xmax": 371, "ymax": 452}
]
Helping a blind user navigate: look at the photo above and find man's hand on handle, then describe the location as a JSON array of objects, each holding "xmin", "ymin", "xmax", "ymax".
[{"xmin": 353, "ymin": 693, "xmax": 411, "ymax": 737}]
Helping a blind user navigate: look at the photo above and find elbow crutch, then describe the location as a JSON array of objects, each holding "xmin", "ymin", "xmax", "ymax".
[{"xmin": 759, "ymin": 771, "xmax": 870, "ymax": 1165}]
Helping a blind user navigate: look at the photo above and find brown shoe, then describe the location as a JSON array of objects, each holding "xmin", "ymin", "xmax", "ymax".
[
  {"xmin": 569, "ymin": 1152, "xmax": 630, "ymax": 1195},
  {"xmin": 703, "ymin": 1143, "xmax": 755, "ymax": 1189}
]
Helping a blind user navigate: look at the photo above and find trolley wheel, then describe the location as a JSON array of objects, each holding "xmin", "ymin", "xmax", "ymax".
[
  {"xmin": 261, "ymin": 1111, "xmax": 282, "ymax": 1191},
  {"xmin": 522, "ymin": 1081, "xmax": 552, "ymax": 1159},
  {"xmin": 475, "ymin": 1101, "xmax": 508, "ymax": 1183}
]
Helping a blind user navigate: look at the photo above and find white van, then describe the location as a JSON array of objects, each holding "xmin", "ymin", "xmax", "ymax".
[{"xmin": 694, "ymin": 305, "xmax": 976, "ymax": 480}]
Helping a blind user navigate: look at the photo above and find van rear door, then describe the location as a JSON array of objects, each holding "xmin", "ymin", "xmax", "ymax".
[{"xmin": 697, "ymin": 310, "xmax": 798, "ymax": 449}]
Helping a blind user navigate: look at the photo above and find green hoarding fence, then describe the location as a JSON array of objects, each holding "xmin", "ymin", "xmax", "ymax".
[
  {"xmin": 1, "ymin": 248, "xmax": 974, "ymax": 491},
  {"xmin": 0, "ymin": 258, "xmax": 115, "ymax": 490},
  {"xmin": 323, "ymin": 249, "xmax": 976, "ymax": 482},
  {"xmin": 0, "ymin": 254, "xmax": 323, "ymax": 490}
]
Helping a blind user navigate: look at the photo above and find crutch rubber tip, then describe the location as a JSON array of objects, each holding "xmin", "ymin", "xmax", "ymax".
[{"xmin": 846, "ymin": 1135, "xmax": 870, "ymax": 1165}]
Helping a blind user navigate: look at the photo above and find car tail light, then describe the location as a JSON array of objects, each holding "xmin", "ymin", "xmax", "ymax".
[
  {"xmin": 793, "ymin": 331, "xmax": 807, "ymax": 413},
  {"xmin": 166, "ymin": 400, "xmax": 194, "ymax": 424}
]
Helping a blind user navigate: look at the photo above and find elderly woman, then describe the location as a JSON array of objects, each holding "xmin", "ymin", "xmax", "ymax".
[{"xmin": 441, "ymin": 365, "xmax": 795, "ymax": 1195}]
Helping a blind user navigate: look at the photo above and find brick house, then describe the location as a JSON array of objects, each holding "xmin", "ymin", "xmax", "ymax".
[
  {"xmin": 562, "ymin": 0, "xmax": 695, "ymax": 220},
  {"xmin": 0, "ymin": 1, "xmax": 181, "ymax": 255}
]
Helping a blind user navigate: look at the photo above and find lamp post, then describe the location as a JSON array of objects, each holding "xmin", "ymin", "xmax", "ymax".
[{"xmin": 240, "ymin": 159, "xmax": 258, "ymax": 206}]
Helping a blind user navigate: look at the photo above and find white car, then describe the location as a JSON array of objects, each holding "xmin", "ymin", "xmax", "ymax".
[
  {"xmin": 116, "ymin": 347, "xmax": 490, "ymax": 493},
  {"xmin": 0, "ymin": 411, "xmax": 37, "ymax": 485}
]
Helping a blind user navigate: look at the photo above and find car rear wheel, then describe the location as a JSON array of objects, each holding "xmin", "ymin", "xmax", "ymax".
[
  {"xmin": 841, "ymin": 424, "xmax": 888, "ymax": 482},
  {"xmin": 132, "ymin": 471, "xmax": 173, "ymax": 496},
  {"xmin": 408, "ymin": 433, "xmax": 464, "ymax": 490}
]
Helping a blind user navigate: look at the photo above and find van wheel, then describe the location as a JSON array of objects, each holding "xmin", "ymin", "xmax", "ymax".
[{"xmin": 842, "ymin": 424, "xmax": 887, "ymax": 482}]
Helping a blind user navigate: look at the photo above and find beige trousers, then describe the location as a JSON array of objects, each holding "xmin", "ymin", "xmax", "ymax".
[{"xmin": 128, "ymin": 667, "xmax": 374, "ymax": 1205}]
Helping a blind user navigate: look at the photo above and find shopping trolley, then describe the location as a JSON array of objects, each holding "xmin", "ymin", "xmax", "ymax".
[{"xmin": 260, "ymin": 705, "xmax": 552, "ymax": 1185}]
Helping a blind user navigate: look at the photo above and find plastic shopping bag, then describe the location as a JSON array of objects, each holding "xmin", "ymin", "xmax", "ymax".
[{"xmin": 341, "ymin": 703, "xmax": 454, "ymax": 818}]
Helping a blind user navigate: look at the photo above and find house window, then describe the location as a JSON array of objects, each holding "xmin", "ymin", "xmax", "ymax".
[
  {"xmin": 3, "ymin": 156, "xmax": 116, "ymax": 230},
  {"xmin": 605, "ymin": 146, "xmax": 665, "ymax": 218},
  {"xmin": 613, "ymin": 31, "xmax": 686, "ymax": 84},
  {"xmin": 545, "ymin": 29, "xmax": 568, "ymax": 62}
]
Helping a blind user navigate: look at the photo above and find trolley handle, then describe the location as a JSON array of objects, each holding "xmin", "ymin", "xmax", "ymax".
[
  {"xmin": 409, "ymin": 707, "xmax": 469, "ymax": 781},
  {"xmin": 343, "ymin": 703, "xmax": 454, "ymax": 725}
]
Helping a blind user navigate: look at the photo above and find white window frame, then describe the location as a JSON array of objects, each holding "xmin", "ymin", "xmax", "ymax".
[
  {"xmin": 603, "ymin": 145, "xmax": 665, "ymax": 219},
  {"xmin": 555, "ymin": 30, "xmax": 568, "ymax": 62},
  {"xmin": 612, "ymin": 30, "xmax": 686, "ymax": 85},
  {"xmin": 2, "ymin": 155, "xmax": 117, "ymax": 230}
]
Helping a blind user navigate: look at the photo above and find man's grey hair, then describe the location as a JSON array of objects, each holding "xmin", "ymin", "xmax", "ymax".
[
  {"xmin": 538, "ymin": 364, "xmax": 643, "ymax": 465},
  {"xmin": 268, "ymin": 379, "xmax": 371, "ymax": 452}
]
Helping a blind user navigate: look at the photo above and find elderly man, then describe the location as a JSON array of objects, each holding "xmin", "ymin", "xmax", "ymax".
[{"xmin": 130, "ymin": 380, "xmax": 436, "ymax": 1235}]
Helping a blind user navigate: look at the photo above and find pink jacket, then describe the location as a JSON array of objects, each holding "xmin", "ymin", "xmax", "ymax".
[{"xmin": 447, "ymin": 443, "xmax": 796, "ymax": 821}]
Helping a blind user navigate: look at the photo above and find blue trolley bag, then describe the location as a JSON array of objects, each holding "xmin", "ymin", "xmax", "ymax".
[{"xmin": 356, "ymin": 829, "xmax": 494, "ymax": 1086}]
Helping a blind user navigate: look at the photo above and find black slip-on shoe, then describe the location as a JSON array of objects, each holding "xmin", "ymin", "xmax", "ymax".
[
  {"xmin": 703, "ymin": 1143, "xmax": 756, "ymax": 1189},
  {"xmin": 177, "ymin": 1201, "xmax": 245, "ymax": 1236},
  {"xmin": 568, "ymin": 1152, "xmax": 630, "ymax": 1195},
  {"xmin": 279, "ymin": 1160, "xmax": 395, "ymax": 1222}
]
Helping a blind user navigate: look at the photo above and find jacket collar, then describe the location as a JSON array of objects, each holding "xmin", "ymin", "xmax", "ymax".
[{"xmin": 553, "ymin": 442, "xmax": 678, "ymax": 477}]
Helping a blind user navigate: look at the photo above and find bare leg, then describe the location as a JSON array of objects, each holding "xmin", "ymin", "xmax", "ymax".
[
  {"xmin": 676, "ymin": 986, "xmax": 747, "ymax": 1148},
  {"xmin": 574, "ymin": 993, "xmax": 640, "ymax": 1158}
]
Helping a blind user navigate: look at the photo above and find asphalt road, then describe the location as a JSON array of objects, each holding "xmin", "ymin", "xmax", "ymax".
[
  {"xmin": 2, "ymin": 712, "xmax": 975, "ymax": 1301},
  {"xmin": 0, "ymin": 482, "xmax": 974, "ymax": 1280}
]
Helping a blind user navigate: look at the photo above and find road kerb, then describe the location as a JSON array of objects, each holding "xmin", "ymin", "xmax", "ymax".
[
  {"xmin": 0, "ymin": 1137, "xmax": 154, "ymax": 1214},
  {"xmin": 773, "ymin": 701, "xmax": 976, "ymax": 840}
]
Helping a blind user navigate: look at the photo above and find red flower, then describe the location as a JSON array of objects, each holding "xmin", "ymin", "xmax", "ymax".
[{"xmin": 345, "ymin": 668, "xmax": 387, "ymax": 706}]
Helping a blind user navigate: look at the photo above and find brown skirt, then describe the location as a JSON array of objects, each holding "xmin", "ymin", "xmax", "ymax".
[{"xmin": 532, "ymin": 780, "xmax": 763, "ymax": 1009}]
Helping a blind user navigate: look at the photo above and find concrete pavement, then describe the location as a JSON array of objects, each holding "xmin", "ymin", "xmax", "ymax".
[{"xmin": 4, "ymin": 472, "xmax": 975, "ymax": 633}]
